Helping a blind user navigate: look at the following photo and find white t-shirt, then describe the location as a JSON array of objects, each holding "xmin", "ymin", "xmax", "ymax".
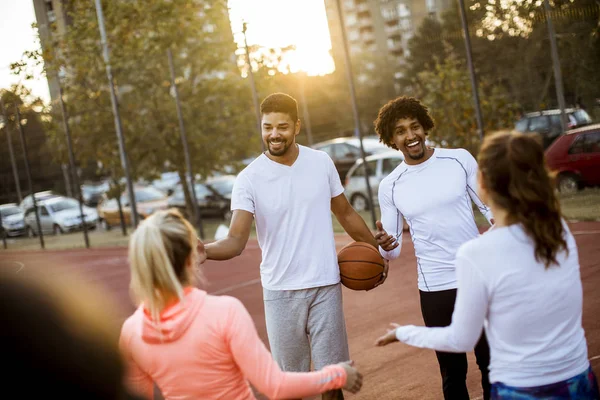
[
  {"xmin": 231, "ymin": 145, "xmax": 344, "ymax": 291},
  {"xmin": 378, "ymin": 148, "xmax": 493, "ymax": 291},
  {"xmin": 395, "ymin": 223, "xmax": 590, "ymax": 387}
]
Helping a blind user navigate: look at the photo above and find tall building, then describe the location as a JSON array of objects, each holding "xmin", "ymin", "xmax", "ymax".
[
  {"xmin": 324, "ymin": 0, "xmax": 451, "ymax": 91},
  {"xmin": 32, "ymin": 0, "xmax": 70, "ymax": 104}
]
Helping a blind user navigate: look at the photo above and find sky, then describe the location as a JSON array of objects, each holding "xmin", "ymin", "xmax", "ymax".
[
  {"xmin": 0, "ymin": 0, "xmax": 334, "ymax": 106},
  {"xmin": 0, "ymin": 0, "xmax": 50, "ymax": 104}
]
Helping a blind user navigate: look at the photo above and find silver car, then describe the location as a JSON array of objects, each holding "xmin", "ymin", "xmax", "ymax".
[
  {"xmin": 24, "ymin": 197, "xmax": 98, "ymax": 236},
  {"xmin": 344, "ymin": 151, "xmax": 405, "ymax": 211},
  {"xmin": 0, "ymin": 203, "xmax": 26, "ymax": 237}
]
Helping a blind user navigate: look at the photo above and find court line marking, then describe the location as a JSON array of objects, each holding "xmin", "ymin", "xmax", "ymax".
[
  {"xmin": 572, "ymin": 230, "xmax": 600, "ymax": 235},
  {"xmin": 209, "ymin": 278, "xmax": 262, "ymax": 295},
  {"xmin": 0, "ymin": 261, "xmax": 25, "ymax": 273}
]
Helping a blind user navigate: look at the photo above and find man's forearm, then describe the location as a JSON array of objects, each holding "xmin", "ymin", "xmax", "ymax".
[
  {"xmin": 339, "ymin": 211, "xmax": 377, "ymax": 248},
  {"xmin": 205, "ymin": 237, "xmax": 246, "ymax": 260}
]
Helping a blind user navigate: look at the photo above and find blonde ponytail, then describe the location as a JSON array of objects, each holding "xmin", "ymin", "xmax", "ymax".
[{"xmin": 128, "ymin": 209, "xmax": 200, "ymax": 320}]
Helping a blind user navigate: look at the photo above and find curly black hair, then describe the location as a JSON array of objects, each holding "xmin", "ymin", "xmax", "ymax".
[
  {"xmin": 260, "ymin": 92, "xmax": 298, "ymax": 122},
  {"xmin": 373, "ymin": 96, "xmax": 435, "ymax": 149}
]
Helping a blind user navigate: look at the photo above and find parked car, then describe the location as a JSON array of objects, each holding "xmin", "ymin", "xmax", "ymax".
[
  {"xmin": 0, "ymin": 203, "xmax": 26, "ymax": 237},
  {"xmin": 344, "ymin": 151, "xmax": 405, "ymax": 211},
  {"xmin": 515, "ymin": 108, "xmax": 593, "ymax": 149},
  {"xmin": 151, "ymin": 172, "xmax": 181, "ymax": 195},
  {"xmin": 205, "ymin": 175, "xmax": 236, "ymax": 200},
  {"xmin": 81, "ymin": 181, "xmax": 110, "ymax": 207},
  {"xmin": 19, "ymin": 190, "xmax": 60, "ymax": 211},
  {"xmin": 545, "ymin": 123, "xmax": 600, "ymax": 194},
  {"xmin": 168, "ymin": 182, "xmax": 230, "ymax": 220},
  {"xmin": 97, "ymin": 186, "xmax": 169, "ymax": 229},
  {"xmin": 312, "ymin": 136, "xmax": 390, "ymax": 183},
  {"xmin": 24, "ymin": 196, "xmax": 98, "ymax": 236}
]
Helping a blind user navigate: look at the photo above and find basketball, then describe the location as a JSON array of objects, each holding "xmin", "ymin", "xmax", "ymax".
[{"xmin": 337, "ymin": 241, "xmax": 385, "ymax": 291}]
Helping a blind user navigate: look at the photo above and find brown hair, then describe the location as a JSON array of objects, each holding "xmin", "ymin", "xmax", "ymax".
[
  {"xmin": 478, "ymin": 131, "xmax": 567, "ymax": 267},
  {"xmin": 260, "ymin": 92, "xmax": 298, "ymax": 122},
  {"xmin": 373, "ymin": 96, "xmax": 435, "ymax": 149}
]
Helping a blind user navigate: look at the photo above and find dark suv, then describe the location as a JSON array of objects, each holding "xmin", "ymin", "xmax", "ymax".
[
  {"xmin": 515, "ymin": 108, "xmax": 592, "ymax": 148},
  {"xmin": 545, "ymin": 124, "xmax": 600, "ymax": 193}
]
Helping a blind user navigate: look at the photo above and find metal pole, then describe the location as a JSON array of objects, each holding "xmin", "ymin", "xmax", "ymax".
[
  {"xmin": 544, "ymin": 0, "xmax": 568, "ymax": 133},
  {"xmin": 457, "ymin": 0, "xmax": 484, "ymax": 140},
  {"xmin": 334, "ymin": 0, "xmax": 377, "ymax": 229},
  {"xmin": 56, "ymin": 76, "xmax": 90, "ymax": 248},
  {"xmin": 61, "ymin": 164, "xmax": 72, "ymax": 197},
  {"xmin": 94, "ymin": 0, "xmax": 139, "ymax": 228},
  {"xmin": 15, "ymin": 105, "xmax": 44, "ymax": 249},
  {"xmin": 298, "ymin": 72, "xmax": 314, "ymax": 147},
  {"xmin": 242, "ymin": 22, "xmax": 265, "ymax": 152},
  {"xmin": 167, "ymin": 48, "xmax": 205, "ymax": 239},
  {"xmin": 0, "ymin": 97, "xmax": 22, "ymax": 203},
  {"xmin": 0, "ymin": 212, "xmax": 6, "ymax": 249}
]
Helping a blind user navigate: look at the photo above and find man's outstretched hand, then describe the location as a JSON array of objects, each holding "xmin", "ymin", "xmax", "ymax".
[{"xmin": 375, "ymin": 220, "xmax": 399, "ymax": 252}]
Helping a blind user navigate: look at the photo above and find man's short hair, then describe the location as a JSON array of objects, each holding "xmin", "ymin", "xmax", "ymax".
[
  {"xmin": 260, "ymin": 93, "xmax": 299, "ymax": 122},
  {"xmin": 374, "ymin": 96, "xmax": 435, "ymax": 149}
]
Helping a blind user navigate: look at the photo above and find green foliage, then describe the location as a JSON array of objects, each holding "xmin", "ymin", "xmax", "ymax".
[
  {"xmin": 417, "ymin": 52, "xmax": 519, "ymax": 153},
  {"xmin": 403, "ymin": 0, "xmax": 600, "ymax": 115},
  {"xmin": 31, "ymin": 0, "xmax": 258, "ymax": 184}
]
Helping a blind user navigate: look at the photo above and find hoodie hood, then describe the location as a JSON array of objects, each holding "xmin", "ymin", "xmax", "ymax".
[{"xmin": 141, "ymin": 287, "xmax": 206, "ymax": 344}]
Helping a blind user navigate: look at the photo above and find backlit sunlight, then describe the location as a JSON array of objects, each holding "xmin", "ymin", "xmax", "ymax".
[{"xmin": 228, "ymin": 0, "xmax": 335, "ymax": 76}]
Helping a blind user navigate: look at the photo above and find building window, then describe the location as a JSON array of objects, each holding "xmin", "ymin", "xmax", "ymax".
[
  {"xmin": 381, "ymin": 6, "xmax": 398, "ymax": 20},
  {"xmin": 426, "ymin": 0, "xmax": 437, "ymax": 13}
]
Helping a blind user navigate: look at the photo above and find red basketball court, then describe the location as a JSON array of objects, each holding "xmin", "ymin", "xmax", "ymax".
[{"xmin": 1, "ymin": 221, "xmax": 599, "ymax": 399}]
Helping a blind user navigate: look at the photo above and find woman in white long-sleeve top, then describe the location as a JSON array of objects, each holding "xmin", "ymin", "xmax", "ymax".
[{"xmin": 375, "ymin": 130, "xmax": 599, "ymax": 399}]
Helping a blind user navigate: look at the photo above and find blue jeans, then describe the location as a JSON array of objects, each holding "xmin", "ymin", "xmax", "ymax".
[{"xmin": 491, "ymin": 366, "xmax": 600, "ymax": 399}]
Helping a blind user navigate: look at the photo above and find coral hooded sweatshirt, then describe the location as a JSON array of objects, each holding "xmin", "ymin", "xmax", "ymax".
[{"xmin": 119, "ymin": 288, "xmax": 347, "ymax": 400}]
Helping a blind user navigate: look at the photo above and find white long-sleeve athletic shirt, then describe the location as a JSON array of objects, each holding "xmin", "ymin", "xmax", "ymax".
[
  {"xmin": 395, "ymin": 223, "xmax": 590, "ymax": 387},
  {"xmin": 378, "ymin": 148, "xmax": 493, "ymax": 291}
]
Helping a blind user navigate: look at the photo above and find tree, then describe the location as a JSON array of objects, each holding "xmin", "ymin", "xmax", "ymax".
[
  {"xmin": 0, "ymin": 86, "xmax": 64, "ymax": 203},
  {"xmin": 15, "ymin": 0, "xmax": 260, "ymax": 222},
  {"xmin": 417, "ymin": 53, "xmax": 519, "ymax": 154}
]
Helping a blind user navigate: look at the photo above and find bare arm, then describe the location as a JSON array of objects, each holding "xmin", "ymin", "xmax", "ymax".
[
  {"xmin": 331, "ymin": 193, "xmax": 377, "ymax": 248},
  {"xmin": 205, "ymin": 210, "xmax": 254, "ymax": 260}
]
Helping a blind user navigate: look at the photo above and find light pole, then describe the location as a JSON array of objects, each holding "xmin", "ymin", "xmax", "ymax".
[
  {"xmin": 167, "ymin": 48, "xmax": 205, "ymax": 239},
  {"xmin": 56, "ymin": 75, "xmax": 90, "ymax": 248},
  {"xmin": 242, "ymin": 22, "xmax": 265, "ymax": 152},
  {"xmin": 94, "ymin": 0, "xmax": 139, "ymax": 228},
  {"xmin": 334, "ymin": 0, "xmax": 377, "ymax": 229},
  {"xmin": 297, "ymin": 72, "xmax": 314, "ymax": 146},
  {"xmin": 544, "ymin": 0, "xmax": 568, "ymax": 132},
  {"xmin": 457, "ymin": 0, "xmax": 484, "ymax": 140},
  {"xmin": 15, "ymin": 104, "xmax": 44, "ymax": 249},
  {"xmin": 0, "ymin": 96, "xmax": 22, "ymax": 203}
]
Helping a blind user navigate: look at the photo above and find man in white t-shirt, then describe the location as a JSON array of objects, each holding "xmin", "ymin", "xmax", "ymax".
[
  {"xmin": 205, "ymin": 93, "xmax": 385, "ymax": 400},
  {"xmin": 373, "ymin": 96, "xmax": 493, "ymax": 400}
]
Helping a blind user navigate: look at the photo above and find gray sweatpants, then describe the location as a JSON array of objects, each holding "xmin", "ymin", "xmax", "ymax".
[{"xmin": 263, "ymin": 283, "xmax": 350, "ymax": 373}]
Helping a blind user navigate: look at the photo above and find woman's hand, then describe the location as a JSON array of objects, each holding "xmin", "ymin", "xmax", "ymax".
[
  {"xmin": 375, "ymin": 323, "xmax": 400, "ymax": 347},
  {"xmin": 338, "ymin": 360, "xmax": 363, "ymax": 394}
]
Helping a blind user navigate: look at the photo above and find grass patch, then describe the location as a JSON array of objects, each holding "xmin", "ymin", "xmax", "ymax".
[
  {"xmin": 3, "ymin": 218, "xmax": 228, "ymax": 252},
  {"xmin": 4, "ymin": 189, "xmax": 598, "ymax": 251},
  {"xmin": 558, "ymin": 188, "xmax": 600, "ymax": 221}
]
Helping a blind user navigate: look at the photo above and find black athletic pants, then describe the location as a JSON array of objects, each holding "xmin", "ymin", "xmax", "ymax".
[{"xmin": 419, "ymin": 288, "xmax": 491, "ymax": 400}]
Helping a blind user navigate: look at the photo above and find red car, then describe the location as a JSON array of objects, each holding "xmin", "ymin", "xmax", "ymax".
[{"xmin": 545, "ymin": 123, "xmax": 600, "ymax": 194}]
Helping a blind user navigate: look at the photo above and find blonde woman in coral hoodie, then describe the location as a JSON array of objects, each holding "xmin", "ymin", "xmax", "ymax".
[{"xmin": 119, "ymin": 209, "xmax": 362, "ymax": 400}]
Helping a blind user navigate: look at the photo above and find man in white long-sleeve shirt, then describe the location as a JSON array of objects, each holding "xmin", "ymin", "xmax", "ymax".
[{"xmin": 373, "ymin": 96, "xmax": 493, "ymax": 400}]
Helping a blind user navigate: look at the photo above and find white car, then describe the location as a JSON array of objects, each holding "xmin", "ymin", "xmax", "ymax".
[
  {"xmin": 312, "ymin": 136, "xmax": 390, "ymax": 182},
  {"xmin": 344, "ymin": 151, "xmax": 405, "ymax": 211},
  {"xmin": 23, "ymin": 196, "xmax": 98, "ymax": 236},
  {"xmin": 0, "ymin": 203, "xmax": 26, "ymax": 237}
]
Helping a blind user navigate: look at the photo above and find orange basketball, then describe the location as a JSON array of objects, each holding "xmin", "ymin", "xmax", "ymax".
[{"xmin": 337, "ymin": 241, "xmax": 385, "ymax": 291}]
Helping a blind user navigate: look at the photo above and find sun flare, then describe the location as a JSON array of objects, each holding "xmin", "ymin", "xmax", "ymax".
[{"xmin": 228, "ymin": 0, "xmax": 335, "ymax": 76}]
